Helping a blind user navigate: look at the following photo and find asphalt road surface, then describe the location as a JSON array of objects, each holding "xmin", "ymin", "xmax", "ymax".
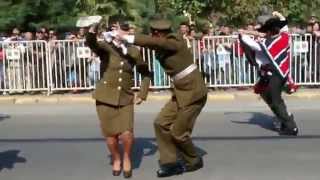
[{"xmin": 0, "ymin": 98, "xmax": 319, "ymax": 180}]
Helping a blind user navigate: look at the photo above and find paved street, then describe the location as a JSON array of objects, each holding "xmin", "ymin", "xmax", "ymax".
[{"xmin": 0, "ymin": 98, "xmax": 320, "ymax": 180}]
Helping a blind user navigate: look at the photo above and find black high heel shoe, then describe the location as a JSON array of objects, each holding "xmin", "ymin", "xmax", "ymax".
[
  {"xmin": 112, "ymin": 161, "xmax": 122, "ymax": 176},
  {"xmin": 112, "ymin": 169, "xmax": 121, "ymax": 176},
  {"xmin": 123, "ymin": 169, "xmax": 132, "ymax": 178}
]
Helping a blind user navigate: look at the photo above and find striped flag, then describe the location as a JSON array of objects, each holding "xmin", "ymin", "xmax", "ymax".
[
  {"xmin": 259, "ymin": 31, "xmax": 290, "ymax": 79},
  {"xmin": 259, "ymin": 32, "xmax": 298, "ymax": 93}
]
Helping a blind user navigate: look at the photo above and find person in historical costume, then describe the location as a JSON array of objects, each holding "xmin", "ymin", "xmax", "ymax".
[{"xmin": 239, "ymin": 11, "xmax": 299, "ymax": 136}]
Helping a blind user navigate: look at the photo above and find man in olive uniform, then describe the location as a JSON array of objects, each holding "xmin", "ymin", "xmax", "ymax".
[{"xmin": 118, "ymin": 19, "xmax": 208, "ymax": 177}]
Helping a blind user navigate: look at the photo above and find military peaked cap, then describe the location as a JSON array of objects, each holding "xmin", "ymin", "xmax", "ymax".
[{"xmin": 150, "ymin": 19, "xmax": 172, "ymax": 30}]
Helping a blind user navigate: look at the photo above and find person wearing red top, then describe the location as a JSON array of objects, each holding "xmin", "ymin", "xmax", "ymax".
[{"xmin": 239, "ymin": 11, "xmax": 299, "ymax": 136}]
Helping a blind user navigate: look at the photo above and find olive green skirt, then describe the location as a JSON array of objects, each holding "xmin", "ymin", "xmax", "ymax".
[{"xmin": 96, "ymin": 101, "xmax": 134, "ymax": 137}]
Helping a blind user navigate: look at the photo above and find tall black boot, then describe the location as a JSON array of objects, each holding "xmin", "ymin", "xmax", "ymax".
[{"xmin": 280, "ymin": 114, "xmax": 299, "ymax": 136}]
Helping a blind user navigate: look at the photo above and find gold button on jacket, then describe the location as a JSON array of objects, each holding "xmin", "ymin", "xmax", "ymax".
[{"xmin": 86, "ymin": 33, "xmax": 151, "ymax": 106}]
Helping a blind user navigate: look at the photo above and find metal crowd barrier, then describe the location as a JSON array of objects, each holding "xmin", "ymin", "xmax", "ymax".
[
  {"xmin": 290, "ymin": 34, "xmax": 318, "ymax": 85},
  {"xmin": 141, "ymin": 47, "xmax": 171, "ymax": 89},
  {"xmin": 0, "ymin": 34, "xmax": 318, "ymax": 94},
  {"xmin": 192, "ymin": 36, "xmax": 258, "ymax": 87},
  {"xmin": 48, "ymin": 40, "xmax": 100, "ymax": 92},
  {"xmin": 0, "ymin": 40, "xmax": 49, "ymax": 94}
]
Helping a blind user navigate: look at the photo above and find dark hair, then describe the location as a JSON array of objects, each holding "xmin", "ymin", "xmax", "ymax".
[
  {"xmin": 151, "ymin": 28, "xmax": 171, "ymax": 35},
  {"xmin": 108, "ymin": 15, "xmax": 120, "ymax": 28},
  {"xmin": 268, "ymin": 26, "xmax": 281, "ymax": 35},
  {"xmin": 119, "ymin": 21, "xmax": 130, "ymax": 31},
  {"xmin": 180, "ymin": 22, "xmax": 189, "ymax": 26},
  {"xmin": 108, "ymin": 15, "xmax": 131, "ymax": 31},
  {"xmin": 258, "ymin": 17, "xmax": 285, "ymax": 35}
]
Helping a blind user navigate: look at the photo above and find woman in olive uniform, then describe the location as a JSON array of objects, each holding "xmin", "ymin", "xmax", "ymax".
[{"xmin": 86, "ymin": 20, "xmax": 151, "ymax": 178}]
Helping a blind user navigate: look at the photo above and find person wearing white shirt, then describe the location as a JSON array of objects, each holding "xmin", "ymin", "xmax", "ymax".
[{"xmin": 239, "ymin": 11, "xmax": 299, "ymax": 136}]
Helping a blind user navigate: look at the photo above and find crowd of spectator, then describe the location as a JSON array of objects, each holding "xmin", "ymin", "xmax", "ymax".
[
  {"xmin": 0, "ymin": 14, "xmax": 320, "ymax": 94},
  {"xmin": 177, "ymin": 15, "xmax": 320, "ymax": 86},
  {"xmin": 0, "ymin": 27, "xmax": 97, "ymax": 93}
]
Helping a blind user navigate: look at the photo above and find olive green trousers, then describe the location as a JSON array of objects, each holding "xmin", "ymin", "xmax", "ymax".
[{"xmin": 154, "ymin": 96, "xmax": 207, "ymax": 166}]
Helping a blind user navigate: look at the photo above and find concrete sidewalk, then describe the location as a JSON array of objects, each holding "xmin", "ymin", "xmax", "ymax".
[{"xmin": 0, "ymin": 88, "xmax": 320, "ymax": 104}]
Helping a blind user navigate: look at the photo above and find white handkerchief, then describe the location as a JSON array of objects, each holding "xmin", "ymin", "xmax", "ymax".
[{"xmin": 76, "ymin": 16, "xmax": 102, "ymax": 27}]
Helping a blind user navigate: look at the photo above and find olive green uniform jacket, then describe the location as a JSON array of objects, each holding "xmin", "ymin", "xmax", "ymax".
[
  {"xmin": 133, "ymin": 33, "xmax": 207, "ymax": 107},
  {"xmin": 86, "ymin": 33, "xmax": 151, "ymax": 106}
]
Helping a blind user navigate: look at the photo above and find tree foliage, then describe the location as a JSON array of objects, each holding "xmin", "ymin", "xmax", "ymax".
[
  {"xmin": 157, "ymin": 0, "xmax": 320, "ymax": 27},
  {"xmin": 0, "ymin": 0, "xmax": 79, "ymax": 32},
  {"xmin": 75, "ymin": 0, "xmax": 155, "ymax": 29},
  {"xmin": 0, "ymin": 0, "xmax": 319, "ymax": 33}
]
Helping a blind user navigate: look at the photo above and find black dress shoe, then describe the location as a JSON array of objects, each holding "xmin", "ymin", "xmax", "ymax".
[
  {"xmin": 184, "ymin": 157, "xmax": 203, "ymax": 172},
  {"xmin": 123, "ymin": 170, "xmax": 132, "ymax": 178},
  {"xmin": 112, "ymin": 170, "xmax": 121, "ymax": 176},
  {"xmin": 156, "ymin": 162, "xmax": 184, "ymax": 178},
  {"xmin": 279, "ymin": 127, "xmax": 299, "ymax": 136},
  {"xmin": 279, "ymin": 115, "xmax": 299, "ymax": 136}
]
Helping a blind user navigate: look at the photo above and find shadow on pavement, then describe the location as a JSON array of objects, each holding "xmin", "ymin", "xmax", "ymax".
[
  {"xmin": 1, "ymin": 135, "xmax": 320, "ymax": 143},
  {"xmin": 105, "ymin": 138, "xmax": 207, "ymax": 169},
  {"xmin": 132, "ymin": 138, "xmax": 157, "ymax": 169},
  {"xmin": 0, "ymin": 114, "xmax": 10, "ymax": 122},
  {"xmin": 133, "ymin": 138, "xmax": 207, "ymax": 169},
  {"xmin": 229, "ymin": 112, "xmax": 278, "ymax": 132},
  {"xmin": 106, "ymin": 138, "xmax": 158, "ymax": 169},
  {"xmin": 0, "ymin": 150, "xmax": 26, "ymax": 171}
]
